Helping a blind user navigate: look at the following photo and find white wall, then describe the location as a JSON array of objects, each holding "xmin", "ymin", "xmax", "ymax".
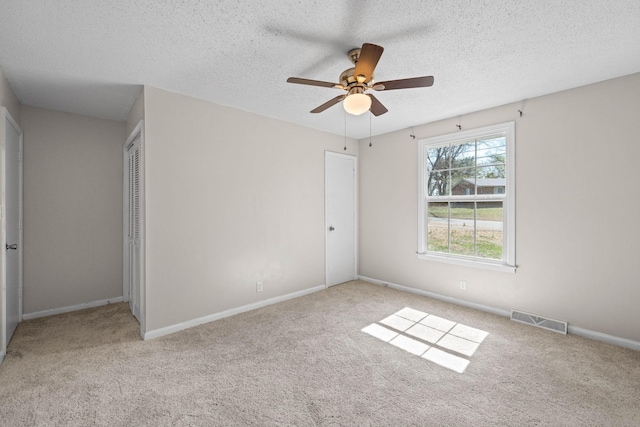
[
  {"xmin": 359, "ymin": 72, "xmax": 640, "ymax": 343},
  {"xmin": 126, "ymin": 88, "xmax": 144, "ymax": 138},
  {"xmin": 21, "ymin": 106, "xmax": 125, "ymax": 314},
  {"xmin": 0, "ymin": 67, "xmax": 20, "ymax": 125},
  {"xmin": 143, "ymin": 87, "xmax": 357, "ymax": 332}
]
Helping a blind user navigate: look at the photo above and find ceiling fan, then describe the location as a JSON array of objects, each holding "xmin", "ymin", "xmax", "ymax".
[{"xmin": 287, "ymin": 43, "xmax": 434, "ymax": 116}]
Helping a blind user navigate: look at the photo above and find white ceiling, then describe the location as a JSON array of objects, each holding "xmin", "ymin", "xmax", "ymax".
[{"xmin": 1, "ymin": 1, "xmax": 639, "ymax": 139}]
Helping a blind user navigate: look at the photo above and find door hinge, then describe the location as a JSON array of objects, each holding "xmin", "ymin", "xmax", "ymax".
[
  {"xmin": 19, "ymin": 151, "xmax": 23, "ymax": 161},
  {"xmin": 19, "ymin": 219, "xmax": 23, "ymax": 230}
]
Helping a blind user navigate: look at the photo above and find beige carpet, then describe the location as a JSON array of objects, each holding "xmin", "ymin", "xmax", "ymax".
[{"xmin": 1, "ymin": 280, "xmax": 639, "ymax": 426}]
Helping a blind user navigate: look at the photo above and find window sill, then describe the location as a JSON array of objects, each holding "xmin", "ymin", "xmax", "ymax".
[{"xmin": 417, "ymin": 253, "xmax": 517, "ymax": 273}]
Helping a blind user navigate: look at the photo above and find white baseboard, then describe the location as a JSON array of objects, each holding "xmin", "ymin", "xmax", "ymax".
[
  {"xmin": 359, "ymin": 275, "xmax": 510, "ymax": 317},
  {"xmin": 22, "ymin": 296, "xmax": 125, "ymax": 320},
  {"xmin": 0, "ymin": 352, "xmax": 5, "ymax": 365},
  {"xmin": 567, "ymin": 325, "xmax": 640, "ymax": 351},
  {"xmin": 359, "ymin": 275, "xmax": 640, "ymax": 352},
  {"xmin": 144, "ymin": 284, "xmax": 326, "ymax": 340}
]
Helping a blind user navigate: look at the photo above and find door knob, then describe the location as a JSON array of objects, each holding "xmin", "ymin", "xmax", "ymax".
[
  {"xmin": 6, "ymin": 244, "xmax": 17, "ymax": 250},
  {"xmin": 329, "ymin": 226, "xmax": 335, "ymax": 231}
]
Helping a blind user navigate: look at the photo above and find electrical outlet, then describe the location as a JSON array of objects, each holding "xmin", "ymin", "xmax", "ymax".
[
  {"xmin": 459, "ymin": 281, "xmax": 467, "ymax": 291},
  {"xmin": 256, "ymin": 281, "xmax": 263, "ymax": 293}
]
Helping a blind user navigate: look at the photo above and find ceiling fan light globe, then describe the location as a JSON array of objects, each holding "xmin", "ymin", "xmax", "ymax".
[{"xmin": 343, "ymin": 93, "xmax": 371, "ymax": 116}]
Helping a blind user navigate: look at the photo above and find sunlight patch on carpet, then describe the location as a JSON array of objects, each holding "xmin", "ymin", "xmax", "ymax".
[
  {"xmin": 361, "ymin": 307, "xmax": 489, "ymax": 373},
  {"xmin": 361, "ymin": 323, "xmax": 398, "ymax": 342}
]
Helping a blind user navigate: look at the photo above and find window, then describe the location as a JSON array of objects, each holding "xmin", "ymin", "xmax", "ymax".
[{"xmin": 417, "ymin": 122, "xmax": 515, "ymax": 272}]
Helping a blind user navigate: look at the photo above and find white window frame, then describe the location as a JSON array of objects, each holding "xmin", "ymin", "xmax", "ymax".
[{"xmin": 417, "ymin": 121, "xmax": 516, "ymax": 273}]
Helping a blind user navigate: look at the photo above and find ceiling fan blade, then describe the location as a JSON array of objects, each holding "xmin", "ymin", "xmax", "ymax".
[
  {"xmin": 287, "ymin": 77, "xmax": 341, "ymax": 89},
  {"xmin": 368, "ymin": 94, "xmax": 388, "ymax": 116},
  {"xmin": 373, "ymin": 76, "xmax": 434, "ymax": 91},
  {"xmin": 310, "ymin": 95, "xmax": 346, "ymax": 113},
  {"xmin": 354, "ymin": 43, "xmax": 384, "ymax": 83}
]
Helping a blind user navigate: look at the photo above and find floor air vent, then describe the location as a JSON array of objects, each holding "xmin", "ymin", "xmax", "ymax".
[{"xmin": 510, "ymin": 310, "xmax": 567, "ymax": 334}]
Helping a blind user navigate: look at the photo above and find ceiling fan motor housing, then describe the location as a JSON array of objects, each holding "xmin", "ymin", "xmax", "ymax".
[
  {"xmin": 340, "ymin": 67, "xmax": 374, "ymax": 88},
  {"xmin": 348, "ymin": 86, "xmax": 366, "ymax": 96}
]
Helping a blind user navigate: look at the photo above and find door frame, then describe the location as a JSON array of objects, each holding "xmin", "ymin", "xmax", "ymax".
[
  {"xmin": 324, "ymin": 151, "xmax": 358, "ymax": 288},
  {"xmin": 122, "ymin": 120, "xmax": 145, "ymax": 337},
  {"xmin": 1, "ymin": 107, "xmax": 23, "ymax": 362}
]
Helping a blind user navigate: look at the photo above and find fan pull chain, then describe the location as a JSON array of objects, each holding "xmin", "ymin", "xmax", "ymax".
[
  {"xmin": 344, "ymin": 110, "xmax": 347, "ymax": 150},
  {"xmin": 369, "ymin": 111, "xmax": 372, "ymax": 147}
]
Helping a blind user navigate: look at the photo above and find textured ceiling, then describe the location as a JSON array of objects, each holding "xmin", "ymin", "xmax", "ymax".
[{"xmin": 1, "ymin": 0, "xmax": 639, "ymax": 139}]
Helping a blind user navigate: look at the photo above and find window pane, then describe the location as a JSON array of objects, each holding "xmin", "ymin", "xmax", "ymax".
[
  {"xmin": 477, "ymin": 136, "xmax": 506, "ymax": 168},
  {"xmin": 427, "ymin": 202, "xmax": 449, "ymax": 253},
  {"xmin": 476, "ymin": 171, "xmax": 505, "ymax": 195},
  {"xmin": 449, "ymin": 202, "xmax": 475, "ymax": 256},
  {"xmin": 450, "ymin": 141, "xmax": 475, "ymax": 169},
  {"xmin": 427, "ymin": 170, "xmax": 450, "ymax": 196},
  {"xmin": 476, "ymin": 202, "xmax": 503, "ymax": 260},
  {"xmin": 477, "ymin": 164, "xmax": 505, "ymax": 180},
  {"xmin": 477, "ymin": 136, "xmax": 505, "ymax": 194},
  {"xmin": 451, "ymin": 168, "xmax": 475, "ymax": 195},
  {"xmin": 427, "ymin": 146, "xmax": 449, "ymax": 171}
]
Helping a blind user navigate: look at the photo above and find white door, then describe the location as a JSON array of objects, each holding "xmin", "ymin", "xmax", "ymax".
[
  {"xmin": 2, "ymin": 109, "xmax": 22, "ymax": 352},
  {"xmin": 125, "ymin": 134, "xmax": 141, "ymax": 321},
  {"xmin": 325, "ymin": 152, "xmax": 357, "ymax": 287}
]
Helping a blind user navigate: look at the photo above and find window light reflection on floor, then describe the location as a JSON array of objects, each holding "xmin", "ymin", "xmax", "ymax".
[{"xmin": 361, "ymin": 307, "xmax": 489, "ymax": 373}]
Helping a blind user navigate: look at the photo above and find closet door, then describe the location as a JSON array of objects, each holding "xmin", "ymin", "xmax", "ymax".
[
  {"xmin": 3, "ymin": 110, "xmax": 23, "ymax": 351},
  {"xmin": 126, "ymin": 135, "xmax": 141, "ymax": 321}
]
